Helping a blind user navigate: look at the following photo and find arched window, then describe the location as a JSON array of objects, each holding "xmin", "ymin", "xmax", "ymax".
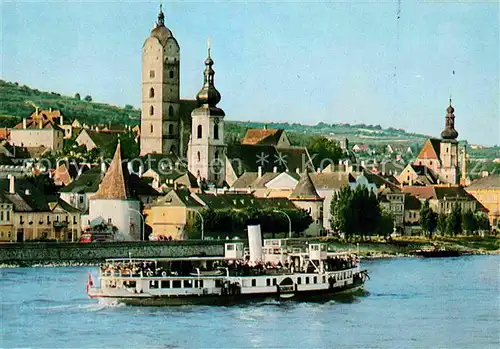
[
  {"xmin": 150, "ymin": 124, "xmax": 153, "ymax": 133},
  {"xmin": 149, "ymin": 88, "xmax": 155, "ymax": 98},
  {"xmin": 214, "ymin": 124, "xmax": 219, "ymax": 140},
  {"xmin": 169, "ymin": 106, "xmax": 174, "ymax": 117},
  {"xmin": 197, "ymin": 125, "xmax": 202, "ymax": 139},
  {"xmin": 149, "ymin": 105, "xmax": 154, "ymax": 116},
  {"xmin": 215, "ymin": 151, "xmax": 219, "ymax": 160},
  {"xmin": 197, "ymin": 152, "xmax": 201, "ymax": 162},
  {"xmin": 169, "ymin": 70, "xmax": 174, "ymax": 79},
  {"xmin": 168, "ymin": 124, "xmax": 174, "ymax": 135}
]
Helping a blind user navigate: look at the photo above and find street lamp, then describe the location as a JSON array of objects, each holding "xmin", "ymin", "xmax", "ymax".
[
  {"xmin": 273, "ymin": 210, "xmax": 292, "ymax": 239},
  {"xmin": 188, "ymin": 208, "xmax": 204, "ymax": 240},
  {"xmin": 128, "ymin": 208, "xmax": 145, "ymax": 241}
]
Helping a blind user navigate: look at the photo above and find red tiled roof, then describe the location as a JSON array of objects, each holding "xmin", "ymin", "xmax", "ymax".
[
  {"xmin": 241, "ymin": 128, "xmax": 283, "ymax": 145},
  {"xmin": 416, "ymin": 139, "xmax": 441, "ymax": 160}
]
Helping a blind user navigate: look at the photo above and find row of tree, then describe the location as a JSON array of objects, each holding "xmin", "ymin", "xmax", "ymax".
[
  {"xmin": 420, "ymin": 201, "xmax": 490, "ymax": 237},
  {"xmin": 189, "ymin": 207, "xmax": 313, "ymax": 239}
]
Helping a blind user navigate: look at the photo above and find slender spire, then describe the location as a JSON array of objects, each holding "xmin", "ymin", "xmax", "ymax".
[
  {"xmin": 196, "ymin": 39, "xmax": 221, "ymax": 107},
  {"xmin": 157, "ymin": 3, "xmax": 165, "ymax": 27},
  {"xmin": 441, "ymin": 99, "xmax": 458, "ymax": 140}
]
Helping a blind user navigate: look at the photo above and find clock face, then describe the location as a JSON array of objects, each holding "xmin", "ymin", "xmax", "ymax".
[{"xmin": 214, "ymin": 118, "xmax": 219, "ymax": 125}]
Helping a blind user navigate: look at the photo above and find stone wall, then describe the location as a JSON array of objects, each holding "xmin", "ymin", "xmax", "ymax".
[{"xmin": 0, "ymin": 241, "xmax": 226, "ymax": 266}]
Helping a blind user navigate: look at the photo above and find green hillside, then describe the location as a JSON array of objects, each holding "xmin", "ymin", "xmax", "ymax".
[{"xmin": 0, "ymin": 79, "xmax": 429, "ymax": 146}]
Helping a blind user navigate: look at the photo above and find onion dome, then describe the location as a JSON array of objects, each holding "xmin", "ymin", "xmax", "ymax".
[
  {"xmin": 150, "ymin": 4, "xmax": 174, "ymax": 47},
  {"xmin": 441, "ymin": 100, "xmax": 459, "ymax": 140},
  {"xmin": 196, "ymin": 46, "xmax": 221, "ymax": 107}
]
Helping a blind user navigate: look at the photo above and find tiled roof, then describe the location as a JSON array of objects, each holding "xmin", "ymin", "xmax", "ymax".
[
  {"xmin": 232, "ymin": 172, "xmax": 259, "ymax": 189},
  {"xmin": 13, "ymin": 118, "xmax": 63, "ymax": 131},
  {"xmin": 416, "ymin": 138, "xmax": 441, "ymax": 160},
  {"xmin": 59, "ymin": 166, "xmax": 103, "ymax": 194},
  {"xmin": 309, "ymin": 172, "xmax": 354, "ymax": 190},
  {"xmin": 289, "ymin": 172, "xmax": 322, "ymax": 201},
  {"xmin": 401, "ymin": 186, "xmax": 436, "ymax": 200},
  {"xmin": 241, "ymin": 128, "xmax": 283, "ymax": 145},
  {"xmin": 91, "ymin": 143, "xmax": 128, "ymax": 200},
  {"xmin": 0, "ymin": 178, "xmax": 50, "ymax": 212},
  {"xmin": 404, "ymin": 194, "xmax": 422, "ymax": 210},
  {"xmin": 466, "ymin": 174, "xmax": 500, "ymax": 190}
]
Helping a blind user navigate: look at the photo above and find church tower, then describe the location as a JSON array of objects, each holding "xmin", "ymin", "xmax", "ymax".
[
  {"xmin": 140, "ymin": 5, "xmax": 181, "ymax": 156},
  {"xmin": 187, "ymin": 43, "xmax": 226, "ymax": 186},
  {"xmin": 439, "ymin": 100, "xmax": 459, "ymax": 184}
]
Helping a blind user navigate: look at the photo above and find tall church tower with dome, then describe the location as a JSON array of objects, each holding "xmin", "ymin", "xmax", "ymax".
[
  {"xmin": 187, "ymin": 43, "xmax": 226, "ymax": 186},
  {"xmin": 438, "ymin": 99, "xmax": 459, "ymax": 184},
  {"xmin": 140, "ymin": 5, "xmax": 181, "ymax": 156}
]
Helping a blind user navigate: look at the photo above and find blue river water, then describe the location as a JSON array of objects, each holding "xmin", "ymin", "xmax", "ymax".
[{"xmin": 1, "ymin": 255, "xmax": 499, "ymax": 348}]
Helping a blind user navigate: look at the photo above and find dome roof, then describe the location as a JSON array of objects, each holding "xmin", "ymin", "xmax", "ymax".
[
  {"xmin": 150, "ymin": 25, "xmax": 174, "ymax": 47},
  {"xmin": 195, "ymin": 49, "xmax": 222, "ymax": 107}
]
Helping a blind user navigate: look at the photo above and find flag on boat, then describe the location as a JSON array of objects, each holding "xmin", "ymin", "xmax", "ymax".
[{"xmin": 86, "ymin": 273, "xmax": 94, "ymax": 294}]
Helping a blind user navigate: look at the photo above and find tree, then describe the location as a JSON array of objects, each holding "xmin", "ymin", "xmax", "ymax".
[
  {"xmin": 307, "ymin": 136, "xmax": 343, "ymax": 170},
  {"xmin": 377, "ymin": 209, "xmax": 394, "ymax": 236},
  {"xmin": 74, "ymin": 93, "xmax": 81, "ymax": 100},
  {"xmin": 437, "ymin": 213, "xmax": 447, "ymax": 235},
  {"xmin": 446, "ymin": 204, "xmax": 462, "ymax": 236},
  {"xmin": 420, "ymin": 200, "xmax": 437, "ymax": 238},
  {"xmin": 461, "ymin": 210, "xmax": 477, "ymax": 235},
  {"xmin": 84, "ymin": 95, "xmax": 92, "ymax": 102},
  {"xmin": 475, "ymin": 214, "xmax": 491, "ymax": 232}
]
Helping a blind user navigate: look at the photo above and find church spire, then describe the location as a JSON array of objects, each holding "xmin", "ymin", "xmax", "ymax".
[
  {"xmin": 196, "ymin": 39, "xmax": 221, "ymax": 107},
  {"xmin": 157, "ymin": 3, "xmax": 165, "ymax": 27},
  {"xmin": 441, "ymin": 99, "xmax": 459, "ymax": 140}
]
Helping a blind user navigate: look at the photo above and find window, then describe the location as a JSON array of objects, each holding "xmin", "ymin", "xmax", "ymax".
[
  {"xmin": 214, "ymin": 124, "xmax": 219, "ymax": 140},
  {"xmin": 172, "ymin": 280, "xmax": 182, "ymax": 288},
  {"xmin": 169, "ymin": 106, "xmax": 174, "ymax": 117},
  {"xmin": 297, "ymin": 277, "xmax": 301, "ymax": 285},
  {"xmin": 168, "ymin": 124, "xmax": 174, "ymax": 135},
  {"xmin": 149, "ymin": 88, "xmax": 155, "ymax": 98},
  {"xmin": 199, "ymin": 280, "xmax": 204, "ymax": 288},
  {"xmin": 46, "ymin": 216, "xmax": 50, "ymax": 224},
  {"xmin": 322, "ymin": 276, "xmax": 326, "ymax": 283},
  {"xmin": 150, "ymin": 124, "xmax": 154, "ymax": 133},
  {"xmin": 73, "ymin": 215, "xmax": 77, "ymax": 224},
  {"xmin": 161, "ymin": 280, "xmax": 170, "ymax": 288},
  {"xmin": 149, "ymin": 105, "xmax": 154, "ymax": 116},
  {"xmin": 0, "ymin": 211, "xmax": 3, "ymax": 221},
  {"xmin": 150, "ymin": 70, "xmax": 155, "ymax": 78},
  {"xmin": 215, "ymin": 280, "xmax": 222, "ymax": 288},
  {"xmin": 184, "ymin": 280, "xmax": 193, "ymax": 288},
  {"xmin": 306, "ymin": 277, "xmax": 310, "ymax": 284},
  {"xmin": 6, "ymin": 211, "xmax": 9, "ymax": 221},
  {"xmin": 149, "ymin": 280, "xmax": 159, "ymax": 289},
  {"xmin": 197, "ymin": 152, "xmax": 201, "ymax": 162},
  {"xmin": 251, "ymin": 279, "xmax": 256, "ymax": 287},
  {"xmin": 266, "ymin": 279, "xmax": 270, "ymax": 286},
  {"xmin": 169, "ymin": 70, "xmax": 174, "ymax": 79},
  {"xmin": 214, "ymin": 151, "xmax": 219, "ymax": 160},
  {"xmin": 79, "ymin": 196, "xmax": 84, "ymax": 204},
  {"xmin": 313, "ymin": 276, "xmax": 317, "ymax": 284},
  {"xmin": 273, "ymin": 278, "xmax": 277, "ymax": 286},
  {"xmin": 197, "ymin": 125, "xmax": 202, "ymax": 139}
]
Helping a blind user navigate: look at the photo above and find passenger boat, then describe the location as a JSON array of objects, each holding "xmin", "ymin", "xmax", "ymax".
[
  {"xmin": 86, "ymin": 224, "xmax": 369, "ymax": 306},
  {"xmin": 411, "ymin": 244, "xmax": 462, "ymax": 258}
]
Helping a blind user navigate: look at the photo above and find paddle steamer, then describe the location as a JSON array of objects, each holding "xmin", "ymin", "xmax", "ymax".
[{"xmin": 86, "ymin": 224, "xmax": 369, "ymax": 305}]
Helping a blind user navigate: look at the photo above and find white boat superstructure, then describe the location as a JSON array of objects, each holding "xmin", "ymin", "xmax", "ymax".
[{"xmin": 87, "ymin": 224, "xmax": 369, "ymax": 305}]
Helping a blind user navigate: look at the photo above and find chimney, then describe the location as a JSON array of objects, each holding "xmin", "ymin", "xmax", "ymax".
[
  {"xmin": 258, "ymin": 166, "xmax": 262, "ymax": 178},
  {"xmin": 39, "ymin": 119, "xmax": 43, "ymax": 129},
  {"xmin": 23, "ymin": 118, "xmax": 27, "ymax": 129},
  {"xmin": 8, "ymin": 175, "xmax": 15, "ymax": 194},
  {"xmin": 273, "ymin": 166, "xmax": 277, "ymax": 173},
  {"xmin": 60, "ymin": 114, "xmax": 64, "ymax": 126}
]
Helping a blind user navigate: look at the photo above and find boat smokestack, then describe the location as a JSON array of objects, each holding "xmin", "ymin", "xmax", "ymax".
[{"xmin": 247, "ymin": 220, "xmax": 263, "ymax": 263}]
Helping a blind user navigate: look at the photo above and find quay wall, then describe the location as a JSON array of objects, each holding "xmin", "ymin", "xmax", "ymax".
[{"xmin": 0, "ymin": 241, "xmax": 226, "ymax": 266}]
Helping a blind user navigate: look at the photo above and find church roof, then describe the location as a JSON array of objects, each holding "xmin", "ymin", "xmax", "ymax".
[
  {"xmin": 149, "ymin": 5, "xmax": 175, "ymax": 47},
  {"xmin": 241, "ymin": 128, "xmax": 284, "ymax": 146},
  {"xmin": 289, "ymin": 172, "xmax": 322, "ymax": 201},
  {"xmin": 91, "ymin": 143, "xmax": 128, "ymax": 200},
  {"xmin": 416, "ymin": 138, "xmax": 441, "ymax": 160}
]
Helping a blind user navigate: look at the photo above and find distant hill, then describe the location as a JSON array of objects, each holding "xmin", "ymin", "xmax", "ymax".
[{"xmin": 0, "ymin": 79, "xmax": 430, "ymax": 146}]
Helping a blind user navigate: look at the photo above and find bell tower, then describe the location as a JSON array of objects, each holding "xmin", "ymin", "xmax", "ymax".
[
  {"xmin": 140, "ymin": 5, "xmax": 181, "ymax": 156},
  {"xmin": 187, "ymin": 41, "xmax": 226, "ymax": 186},
  {"xmin": 439, "ymin": 99, "xmax": 459, "ymax": 184}
]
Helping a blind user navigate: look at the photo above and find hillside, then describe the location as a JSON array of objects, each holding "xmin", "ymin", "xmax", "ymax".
[{"xmin": 1, "ymin": 79, "xmax": 428, "ymax": 146}]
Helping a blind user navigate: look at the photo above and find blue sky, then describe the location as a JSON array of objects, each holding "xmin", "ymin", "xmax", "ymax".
[{"xmin": 1, "ymin": 0, "xmax": 499, "ymax": 145}]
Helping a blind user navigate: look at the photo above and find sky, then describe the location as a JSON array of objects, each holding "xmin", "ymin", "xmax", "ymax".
[{"xmin": 1, "ymin": 0, "xmax": 499, "ymax": 146}]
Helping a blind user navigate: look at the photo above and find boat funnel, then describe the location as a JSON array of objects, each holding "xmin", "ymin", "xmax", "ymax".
[{"xmin": 247, "ymin": 220, "xmax": 263, "ymax": 263}]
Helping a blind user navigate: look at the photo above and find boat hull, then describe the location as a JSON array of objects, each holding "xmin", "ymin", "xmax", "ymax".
[{"xmin": 90, "ymin": 280, "xmax": 365, "ymax": 306}]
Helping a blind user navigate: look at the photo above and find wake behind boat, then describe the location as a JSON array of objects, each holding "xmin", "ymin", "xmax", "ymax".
[{"xmin": 86, "ymin": 223, "xmax": 369, "ymax": 306}]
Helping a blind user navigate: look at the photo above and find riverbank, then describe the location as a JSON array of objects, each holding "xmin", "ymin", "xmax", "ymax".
[{"xmin": 0, "ymin": 236, "xmax": 497, "ymax": 267}]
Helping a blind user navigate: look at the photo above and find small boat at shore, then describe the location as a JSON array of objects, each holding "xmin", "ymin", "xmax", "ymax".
[
  {"xmin": 86, "ymin": 224, "xmax": 369, "ymax": 306},
  {"xmin": 411, "ymin": 245, "xmax": 462, "ymax": 258}
]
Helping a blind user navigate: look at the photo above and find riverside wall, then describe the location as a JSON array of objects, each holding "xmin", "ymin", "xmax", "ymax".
[{"xmin": 0, "ymin": 241, "xmax": 226, "ymax": 266}]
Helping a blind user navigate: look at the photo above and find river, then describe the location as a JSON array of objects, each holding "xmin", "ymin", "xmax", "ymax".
[{"xmin": 1, "ymin": 255, "xmax": 498, "ymax": 348}]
